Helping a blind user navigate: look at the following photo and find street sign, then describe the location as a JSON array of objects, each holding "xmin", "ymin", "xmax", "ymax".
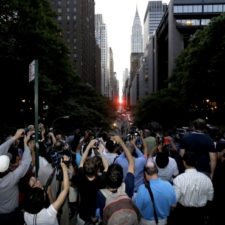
[{"xmin": 29, "ymin": 60, "xmax": 35, "ymax": 82}]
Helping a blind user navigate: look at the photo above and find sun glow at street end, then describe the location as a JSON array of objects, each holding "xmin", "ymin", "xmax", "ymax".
[{"xmin": 118, "ymin": 97, "xmax": 123, "ymax": 104}]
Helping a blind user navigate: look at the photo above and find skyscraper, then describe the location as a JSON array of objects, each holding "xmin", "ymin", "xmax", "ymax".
[
  {"xmin": 50, "ymin": 0, "xmax": 96, "ymax": 86},
  {"xmin": 144, "ymin": 1, "xmax": 165, "ymax": 49},
  {"xmin": 95, "ymin": 14, "xmax": 109, "ymax": 97},
  {"xmin": 131, "ymin": 8, "xmax": 143, "ymax": 53}
]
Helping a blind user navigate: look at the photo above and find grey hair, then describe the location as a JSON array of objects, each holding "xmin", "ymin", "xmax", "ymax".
[{"xmin": 144, "ymin": 161, "xmax": 158, "ymax": 175}]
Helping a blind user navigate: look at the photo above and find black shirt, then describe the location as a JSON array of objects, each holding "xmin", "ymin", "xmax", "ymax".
[{"xmin": 72, "ymin": 167, "xmax": 106, "ymax": 222}]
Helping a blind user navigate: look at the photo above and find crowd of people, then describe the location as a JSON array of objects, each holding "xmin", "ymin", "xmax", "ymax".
[{"xmin": 0, "ymin": 118, "xmax": 224, "ymax": 225}]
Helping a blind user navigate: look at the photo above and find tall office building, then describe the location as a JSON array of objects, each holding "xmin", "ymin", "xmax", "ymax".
[
  {"xmin": 127, "ymin": 0, "xmax": 225, "ymax": 106},
  {"xmin": 50, "ymin": 0, "xmax": 96, "ymax": 86},
  {"xmin": 122, "ymin": 68, "xmax": 129, "ymax": 89},
  {"xmin": 131, "ymin": 8, "xmax": 143, "ymax": 53},
  {"xmin": 144, "ymin": 1, "xmax": 165, "ymax": 49},
  {"xmin": 109, "ymin": 47, "xmax": 117, "ymax": 100},
  {"xmin": 95, "ymin": 14, "xmax": 109, "ymax": 97},
  {"xmin": 130, "ymin": 7, "xmax": 143, "ymax": 106}
]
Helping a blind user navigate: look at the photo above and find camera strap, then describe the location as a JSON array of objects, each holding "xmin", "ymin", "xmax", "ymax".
[
  {"xmin": 43, "ymin": 167, "xmax": 57, "ymax": 192},
  {"xmin": 144, "ymin": 181, "xmax": 158, "ymax": 224}
]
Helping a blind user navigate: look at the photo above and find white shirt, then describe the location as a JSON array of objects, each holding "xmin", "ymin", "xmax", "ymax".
[
  {"xmin": 102, "ymin": 149, "xmax": 118, "ymax": 165},
  {"xmin": 173, "ymin": 168, "xmax": 214, "ymax": 207},
  {"xmin": 24, "ymin": 204, "xmax": 58, "ymax": 225},
  {"xmin": 152, "ymin": 156, "xmax": 179, "ymax": 182}
]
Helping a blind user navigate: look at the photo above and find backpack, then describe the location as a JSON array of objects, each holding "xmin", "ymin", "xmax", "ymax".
[{"xmin": 101, "ymin": 183, "xmax": 141, "ymax": 225}]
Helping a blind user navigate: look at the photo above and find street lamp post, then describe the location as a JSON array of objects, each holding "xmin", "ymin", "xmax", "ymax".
[{"xmin": 50, "ymin": 115, "xmax": 70, "ymax": 131}]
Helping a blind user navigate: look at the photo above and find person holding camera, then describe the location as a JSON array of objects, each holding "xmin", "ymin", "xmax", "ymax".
[
  {"xmin": 115, "ymin": 133, "xmax": 146, "ymax": 193},
  {"xmin": 0, "ymin": 129, "xmax": 32, "ymax": 225},
  {"xmin": 23, "ymin": 156, "xmax": 69, "ymax": 225},
  {"xmin": 72, "ymin": 139, "xmax": 108, "ymax": 225}
]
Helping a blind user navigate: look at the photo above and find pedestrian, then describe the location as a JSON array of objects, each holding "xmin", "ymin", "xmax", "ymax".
[
  {"xmin": 23, "ymin": 156, "xmax": 69, "ymax": 225},
  {"xmin": 0, "ymin": 129, "xmax": 32, "ymax": 225},
  {"xmin": 179, "ymin": 118, "xmax": 217, "ymax": 179},
  {"xmin": 133, "ymin": 161, "xmax": 176, "ymax": 225},
  {"xmin": 172, "ymin": 152, "xmax": 214, "ymax": 225}
]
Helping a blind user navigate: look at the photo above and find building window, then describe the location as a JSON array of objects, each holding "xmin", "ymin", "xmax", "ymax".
[
  {"xmin": 204, "ymin": 5, "xmax": 213, "ymax": 12},
  {"xmin": 193, "ymin": 5, "xmax": 202, "ymax": 13},
  {"xmin": 183, "ymin": 5, "xmax": 191, "ymax": 13},
  {"xmin": 174, "ymin": 5, "xmax": 182, "ymax": 13},
  {"xmin": 201, "ymin": 19, "xmax": 210, "ymax": 26},
  {"xmin": 213, "ymin": 4, "xmax": 223, "ymax": 12},
  {"xmin": 58, "ymin": 15, "xmax": 62, "ymax": 21},
  {"xmin": 176, "ymin": 19, "xmax": 200, "ymax": 26},
  {"xmin": 58, "ymin": 8, "xmax": 62, "ymax": 13},
  {"xmin": 174, "ymin": 5, "xmax": 202, "ymax": 13}
]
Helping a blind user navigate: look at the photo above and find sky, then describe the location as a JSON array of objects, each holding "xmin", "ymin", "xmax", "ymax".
[{"xmin": 95, "ymin": 0, "xmax": 170, "ymax": 93}]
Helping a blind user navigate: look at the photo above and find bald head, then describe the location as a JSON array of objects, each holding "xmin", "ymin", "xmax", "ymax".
[{"xmin": 144, "ymin": 161, "xmax": 158, "ymax": 176}]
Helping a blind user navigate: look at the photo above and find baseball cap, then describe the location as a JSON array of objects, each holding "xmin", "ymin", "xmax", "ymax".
[{"xmin": 0, "ymin": 155, "xmax": 10, "ymax": 173}]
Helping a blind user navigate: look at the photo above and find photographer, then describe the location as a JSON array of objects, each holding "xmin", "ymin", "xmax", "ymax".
[
  {"xmin": 27, "ymin": 133, "xmax": 58, "ymax": 200},
  {"xmin": 0, "ymin": 129, "xmax": 32, "ymax": 225},
  {"xmin": 115, "ymin": 134, "xmax": 146, "ymax": 193},
  {"xmin": 23, "ymin": 156, "xmax": 69, "ymax": 225},
  {"xmin": 47, "ymin": 141, "xmax": 76, "ymax": 225},
  {"xmin": 72, "ymin": 139, "xmax": 108, "ymax": 225}
]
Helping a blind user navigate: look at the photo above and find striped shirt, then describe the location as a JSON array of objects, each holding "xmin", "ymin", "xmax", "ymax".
[{"xmin": 173, "ymin": 168, "xmax": 214, "ymax": 207}]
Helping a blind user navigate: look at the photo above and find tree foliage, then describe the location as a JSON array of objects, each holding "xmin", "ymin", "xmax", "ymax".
[
  {"xmin": 134, "ymin": 88, "xmax": 187, "ymax": 128},
  {"xmin": 170, "ymin": 13, "xmax": 225, "ymax": 124},
  {"xmin": 135, "ymin": 13, "xmax": 225, "ymax": 127},
  {"xmin": 0, "ymin": 0, "xmax": 115, "ymax": 133}
]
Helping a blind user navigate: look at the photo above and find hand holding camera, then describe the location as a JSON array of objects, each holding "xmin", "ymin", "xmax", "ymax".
[
  {"xmin": 111, "ymin": 135, "xmax": 122, "ymax": 145},
  {"xmin": 61, "ymin": 155, "xmax": 70, "ymax": 167}
]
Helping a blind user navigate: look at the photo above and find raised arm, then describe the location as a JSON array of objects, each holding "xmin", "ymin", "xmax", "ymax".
[
  {"xmin": 79, "ymin": 139, "xmax": 96, "ymax": 167},
  {"xmin": 52, "ymin": 157, "xmax": 69, "ymax": 211},
  {"xmin": 112, "ymin": 135, "xmax": 134, "ymax": 174},
  {"xmin": 142, "ymin": 138, "xmax": 148, "ymax": 159},
  {"xmin": 100, "ymin": 153, "xmax": 109, "ymax": 172},
  {"xmin": 209, "ymin": 152, "xmax": 217, "ymax": 179},
  {"xmin": 48, "ymin": 132, "xmax": 57, "ymax": 146},
  {"xmin": 13, "ymin": 132, "xmax": 32, "ymax": 180},
  {"xmin": 0, "ymin": 128, "xmax": 25, "ymax": 155}
]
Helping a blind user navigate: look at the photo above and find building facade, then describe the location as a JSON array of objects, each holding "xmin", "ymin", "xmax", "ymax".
[
  {"xmin": 168, "ymin": 0, "xmax": 225, "ymax": 77},
  {"xmin": 109, "ymin": 48, "xmax": 119, "ymax": 102},
  {"xmin": 50, "ymin": 0, "xmax": 96, "ymax": 87},
  {"xmin": 143, "ymin": 0, "xmax": 166, "ymax": 49},
  {"xmin": 126, "ymin": 0, "xmax": 225, "ymax": 106},
  {"xmin": 131, "ymin": 8, "xmax": 144, "ymax": 53},
  {"xmin": 95, "ymin": 14, "xmax": 109, "ymax": 97},
  {"xmin": 129, "ymin": 8, "xmax": 144, "ymax": 106}
]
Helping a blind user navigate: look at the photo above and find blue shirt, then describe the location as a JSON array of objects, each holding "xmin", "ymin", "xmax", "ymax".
[
  {"xmin": 75, "ymin": 152, "xmax": 81, "ymax": 166},
  {"xmin": 115, "ymin": 148, "xmax": 146, "ymax": 191},
  {"xmin": 134, "ymin": 178, "xmax": 176, "ymax": 220}
]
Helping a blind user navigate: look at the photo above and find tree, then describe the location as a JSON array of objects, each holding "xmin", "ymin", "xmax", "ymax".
[
  {"xmin": 0, "ymin": 0, "xmax": 115, "ymax": 134},
  {"xmin": 134, "ymin": 88, "xmax": 187, "ymax": 129},
  {"xmin": 135, "ymin": 13, "xmax": 225, "ymax": 128},
  {"xmin": 170, "ymin": 13, "xmax": 225, "ymax": 124}
]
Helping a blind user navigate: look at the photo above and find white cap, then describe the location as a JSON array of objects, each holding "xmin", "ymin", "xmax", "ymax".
[{"xmin": 0, "ymin": 155, "xmax": 10, "ymax": 173}]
